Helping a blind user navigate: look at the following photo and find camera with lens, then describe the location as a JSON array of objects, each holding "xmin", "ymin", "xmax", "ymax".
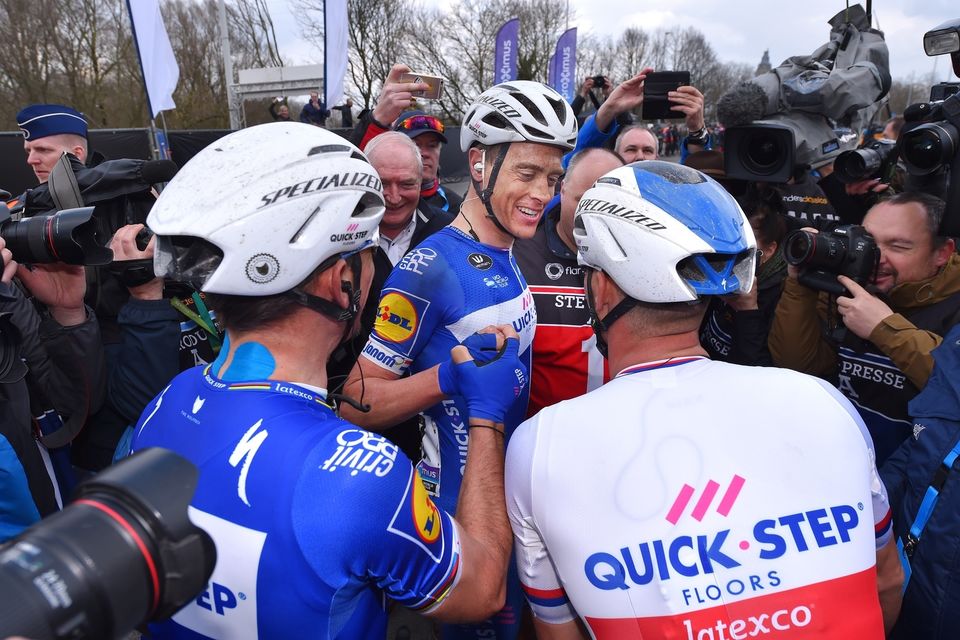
[
  {"xmin": 0, "ymin": 448, "xmax": 215, "ymax": 640},
  {"xmin": 591, "ymin": 75, "xmax": 607, "ymax": 90},
  {"xmin": 895, "ymin": 18, "xmax": 960, "ymax": 236},
  {"xmin": 834, "ymin": 137, "xmax": 899, "ymax": 184},
  {"xmin": 1, "ymin": 155, "xmax": 177, "ymax": 266},
  {"xmin": 784, "ymin": 224, "xmax": 880, "ymax": 295}
]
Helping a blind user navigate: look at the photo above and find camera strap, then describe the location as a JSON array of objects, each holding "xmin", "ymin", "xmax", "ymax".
[
  {"xmin": 47, "ymin": 152, "xmax": 84, "ymax": 211},
  {"xmin": 897, "ymin": 433, "xmax": 960, "ymax": 592}
]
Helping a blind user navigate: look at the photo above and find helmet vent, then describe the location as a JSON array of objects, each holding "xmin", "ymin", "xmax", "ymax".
[
  {"xmin": 512, "ymin": 93, "xmax": 547, "ymax": 126},
  {"xmin": 545, "ymin": 95, "xmax": 568, "ymax": 125},
  {"xmin": 307, "ymin": 144, "xmax": 353, "ymax": 157},
  {"xmin": 482, "ymin": 112, "xmax": 511, "ymax": 130},
  {"xmin": 678, "ymin": 256, "xmax": 707, "ymax": 283},
  {"xmin": 521, "ymin": 124, "xmax": 553, "ymax": 141}
]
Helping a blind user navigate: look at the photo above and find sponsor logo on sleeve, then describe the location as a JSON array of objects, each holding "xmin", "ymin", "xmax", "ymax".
[
  {"xmin": 412, "ymin": 474, "xmax": 442, "ymax": 544},
  {"xmin": 374, "ymin": 292, "xmax": 418, "ymax": 343},
  {"xmin": 398, "ymin": 247, "xmax": 438, "ymax": 275}
]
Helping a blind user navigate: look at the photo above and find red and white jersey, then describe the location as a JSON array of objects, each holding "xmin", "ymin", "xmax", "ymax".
[{"xmin": 505, "ymin": 357, "xmax": 892, "ymax": 639}]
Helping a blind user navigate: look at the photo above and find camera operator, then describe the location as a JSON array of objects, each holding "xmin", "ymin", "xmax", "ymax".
[
  {"xmin": 570, "ymin": 75, "xmax": 612, "ymax": 118},
  {"xmin": 15, "ymin": 104, "xmax": 91, "ymax": 186},
  {"xmin": 570, "ymin": 68, "xmax": 711, "ymax": 166},
  {"xmin": 0, "ymin": 237, "xmax": 105, "ymax": 540},
  {"xmin": 769, "ymin": 192, "xmax": 960, "ymax": 465}
]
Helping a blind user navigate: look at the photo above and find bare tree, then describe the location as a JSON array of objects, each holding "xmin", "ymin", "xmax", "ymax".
[{"xmin": 232, "ymin": 0, "xmax": 284, "ymax": 68}]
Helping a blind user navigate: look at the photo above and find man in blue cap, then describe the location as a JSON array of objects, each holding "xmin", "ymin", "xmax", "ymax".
[{"xmin": 16, "ymin": 104, "xmax": 88, "ymax": 184}]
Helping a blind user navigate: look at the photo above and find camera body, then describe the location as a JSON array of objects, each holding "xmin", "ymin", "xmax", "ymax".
[
  {"xmin": 0, "ymin": 448, "xmax": 215, "ymax": 640},
  {"xmin": 834, "ymin": 137, "xmax": 899, "ymax": 184},
  {"xmin": 591, "ymin": 74, "xmax": 607, "ymax": 90},
  {"xmin": 784, "ymin": 224, "xmax": 880, "ymax": 295}
]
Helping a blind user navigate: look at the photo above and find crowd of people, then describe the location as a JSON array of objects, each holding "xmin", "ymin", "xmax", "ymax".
[{"xmin": 2, "ymin": 52, "xmax": 960, "ymax": 640}]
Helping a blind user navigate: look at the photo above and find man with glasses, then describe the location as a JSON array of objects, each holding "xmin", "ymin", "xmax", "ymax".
[{"xmin": 353, "ymin": 64, "xmax": 464, "ymax": 212}]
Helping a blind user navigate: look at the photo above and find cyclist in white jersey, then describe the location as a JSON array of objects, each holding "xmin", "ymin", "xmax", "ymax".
[{"xmin": 504, "ymin": 161, "xmax": 904, "ymax": 639}]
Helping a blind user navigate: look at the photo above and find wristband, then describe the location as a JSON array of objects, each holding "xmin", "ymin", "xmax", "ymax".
[
  {"xmin": 688, "ymin": 127, "xmax": 709, "ymax": 144},
  {"xmin": 468, "ymin": 424, "xmax": 505, "ymax": 436}
]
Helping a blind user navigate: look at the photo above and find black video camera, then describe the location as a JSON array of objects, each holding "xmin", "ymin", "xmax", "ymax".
[
  {"xmin": 784, "ymin": 224, "xmax": 880, "ymax": 295},
  {"xmin": 898, "ymin": 18, "xmax": 960, "ymax": 237},
  {"xmin": 0, "ymin": 448, "xmax": 215, "ymax": 640},
  {"xmin": 834, "ymin": 137, "xmax": 899, "ymax": 184},
  {"xmin": 2, "ymin": 155, "xmax": 177, "ymax": 266}
]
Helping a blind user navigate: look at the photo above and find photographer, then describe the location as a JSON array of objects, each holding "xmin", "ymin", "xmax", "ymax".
[
  {"xmin": 0, "ymin": 236, "xmax": 105, "ymax": 539},
  {"xmin": 570, "ymin": 75, "xmax": 611, "ymax": 118},
  {"xmin": 769, "ymin": 192, "xmax": 960, "ymax": 465},
  {"xmin": 569, "ymin": 68, "xmax": 711, "ymax": 166}
]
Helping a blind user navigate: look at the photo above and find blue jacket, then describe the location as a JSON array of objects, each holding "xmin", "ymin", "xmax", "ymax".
[{"xmin": 882, "ymin": 323, "xmax": 960, "ymax": 639}]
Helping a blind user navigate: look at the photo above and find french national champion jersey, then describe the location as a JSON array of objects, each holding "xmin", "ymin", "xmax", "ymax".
[
  {"xmin": 130, "ymin": 366, "xmax": 461, "ymax": 639},
  {"xmin": 506, "ymin": 358, "xmax": 892, "ymax": 639},
  {"xmin": 361, "ymin": 226, "xmax": 535, "ymax": 514}
]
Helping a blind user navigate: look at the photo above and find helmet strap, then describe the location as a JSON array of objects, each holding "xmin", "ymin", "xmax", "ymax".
[
  {"xmin": 286, "ymin": 252, "xmax": 363, "ymax": 335},
  {"xmin": 469, "ymin": 143, "xmax": 518, "ymax": 240},
  {"xmin": 585, "ymin": 269, "xmax": 638, "ymax": 359}
]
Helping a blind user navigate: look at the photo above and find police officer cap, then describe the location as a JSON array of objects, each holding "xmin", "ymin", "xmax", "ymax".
[{"xmin": 16, "ymin": 104, "xmax": 88, "ymax": 140}]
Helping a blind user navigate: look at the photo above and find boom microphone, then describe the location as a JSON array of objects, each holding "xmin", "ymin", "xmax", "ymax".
[{"xmin": 717, "ymin": 81, "xmax": 770, "ymax": 127}]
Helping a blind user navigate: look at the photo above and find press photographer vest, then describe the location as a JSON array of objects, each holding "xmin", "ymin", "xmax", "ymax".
[{"xmin": 835, "ymin": 291, "xmax": 960, "ymax": 464}]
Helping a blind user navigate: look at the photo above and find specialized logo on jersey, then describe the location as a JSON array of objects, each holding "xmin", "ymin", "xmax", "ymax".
[
  {"xmin": 413, "ymin": 474, "xmax": 442, "ymax": 543},
  {"xmin": 375, "ymin": 292, "xmax": 418, "ymax": 342}
]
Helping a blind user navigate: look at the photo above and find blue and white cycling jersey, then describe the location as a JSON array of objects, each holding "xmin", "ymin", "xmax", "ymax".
[
  {"xmin": 360, "ymin": 226, "xmax": 536, "ymax": 514},
  {"xmin": 130, "ymin": 366, "xmax": 461, "ymax": 639}
]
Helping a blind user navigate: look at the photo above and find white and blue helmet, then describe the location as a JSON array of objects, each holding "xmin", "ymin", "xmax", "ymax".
[{"xmin": 574, "ymin": 161, "xmax": 757, "ymax": 303}]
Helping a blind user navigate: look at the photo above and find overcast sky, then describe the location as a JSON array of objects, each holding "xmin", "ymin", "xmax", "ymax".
[{"xmin": 268, "ymin": 0, "xmax": 959, "ymax": 85}]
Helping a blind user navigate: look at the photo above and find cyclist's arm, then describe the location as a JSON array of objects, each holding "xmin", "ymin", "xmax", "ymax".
[
  {"xmin": 340, "ymin": 358, "xmax": 445, "ymax": 430},
  {"xmin": 876, "ymin": 537, "xmax": 903, "ymax": 635},
  {"xmin": 426, "ymin": 420, "xmax": 511, "ymax": 621}
]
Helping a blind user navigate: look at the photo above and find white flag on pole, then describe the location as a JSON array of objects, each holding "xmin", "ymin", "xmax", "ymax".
[
  {"xmin": 324, "ymin": 0, "xmax": 348, "ymax": 108},
  {"xmin": 127, "ymin": 0, "xmax": 180, "ymax": 117}
]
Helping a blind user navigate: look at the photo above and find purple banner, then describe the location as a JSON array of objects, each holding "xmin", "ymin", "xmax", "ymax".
[
  {"xmin": 548, "ymin": 52, "xmax": 557, "ymax": 89},
  {"xmin": 494, "ymin": 18, "xmax": 520, "ymax": 84},
  {"xmin": 554, "ymin": 27, "xmax": 577, "ymax": 102}
]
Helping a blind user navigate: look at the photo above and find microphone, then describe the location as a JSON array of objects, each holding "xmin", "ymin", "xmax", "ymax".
[
  {"xmin": 141, "ymin": 160, "xmax": 179, "ymax": 185},
  {"xmin": 717, "ymin": 81, "xmax": 769, "ymax": 127}
]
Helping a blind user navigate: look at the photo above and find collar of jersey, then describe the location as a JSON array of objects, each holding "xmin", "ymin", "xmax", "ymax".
[
  {"xmin": 447, "ymin": 225, "xmax": 512, "ymax": 252},
  {"xmin": 615, "ymin": 356, "xmax": 709, "ymax": 378},
  {"xmin": 201, "ymin": 365, "xmax": 333, "ymax": 409}
]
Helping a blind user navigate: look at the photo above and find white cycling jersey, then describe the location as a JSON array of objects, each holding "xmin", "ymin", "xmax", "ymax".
[{"xmin": 506, "ymin": 356, "xmax": 892, "ymax": 639}]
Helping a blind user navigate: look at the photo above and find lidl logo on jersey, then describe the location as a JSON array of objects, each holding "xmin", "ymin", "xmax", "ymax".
[
  {"xmin": 583, "ymin": 475, "xmax": 864, "ymax": 600},
  {"xmin": 413, "ymin": 474, "xmax": 442, "ymax": 543},
  {"xmin": 374, "ymin": 291, "xmax": 422, "ymax": 344}
]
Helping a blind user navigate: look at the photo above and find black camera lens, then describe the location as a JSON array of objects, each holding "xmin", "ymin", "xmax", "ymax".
[
  {"xmin": 784, "ymin": 230, "xmax": 845, "ymax": 270},
  {"xmin": 0, "ymin": 207, "xmax": 113, "ymax": 266},
  {"xmin": 742, "ymin": 132, "xmax": 786, "ymax": 176},
  {"xmin": 900, "ymin": 123, "xmax": 958, "ymax": 175},
  {"xmin": 0, "ymin": 448, "xmax": 215, "ymax": 640},
  {"xmin": 835, "ymin": 149, "xmax": 879, "ymax": 182}
]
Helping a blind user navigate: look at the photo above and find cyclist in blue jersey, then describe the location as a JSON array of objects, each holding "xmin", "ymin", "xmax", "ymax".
[
  {"xmin": 129, "ymin": 123, "xmax": 528, "ymax": 639},
  {"xmin": 341, "ymin": 81, "xmax": 577, "ymax": 639}
]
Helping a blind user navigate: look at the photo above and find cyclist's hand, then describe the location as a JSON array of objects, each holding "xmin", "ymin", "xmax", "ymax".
[
  {"xmin": 437, "ymin": 327, "xmax": 506, "ymax": 395},
  {"xmin": 451, "ymin": 326, "xmax": 527, "ymax": 424}
]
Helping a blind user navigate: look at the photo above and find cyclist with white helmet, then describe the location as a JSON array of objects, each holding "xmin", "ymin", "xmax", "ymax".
[
  {"xmin": 129, "ymin": 123, "xmax": 529, "ymax": 638},
  {"xmin": 505, "ymin": 161, "xmax": 904, "ymax": 638},
  {"xmin": 342, "ymin": 81, "xmax": 576, "ymax": 638}
]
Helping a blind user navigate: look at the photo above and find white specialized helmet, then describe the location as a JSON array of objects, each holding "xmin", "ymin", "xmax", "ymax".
[
  {"xmin": 575, "ymin": 161, "xmax": 757, "ymax": 303},
  {"xmin": 460, "ymin": 81, "xmax": 578, "ymax": 152},
  {"xmin": 149, "ymin": 123, "xmax": 384, "ymax": 296}
]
